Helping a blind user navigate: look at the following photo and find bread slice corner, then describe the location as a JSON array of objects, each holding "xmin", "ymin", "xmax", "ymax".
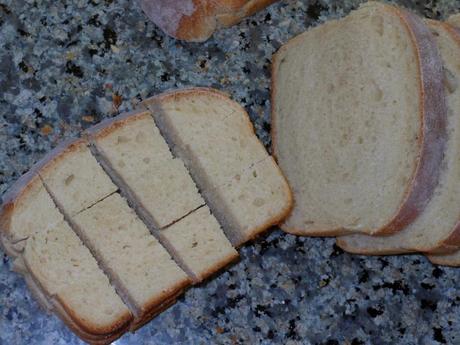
[{"xmin": 141, "ymin": 87, "xmax": 293, "ymax": 246}]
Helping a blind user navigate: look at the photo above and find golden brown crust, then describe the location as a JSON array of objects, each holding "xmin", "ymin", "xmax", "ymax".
[
  {"xmin": 18, "ymin": 262, "xmax": 132, "ymax": 344},
  {"xmin": 37, "ymin": 138, "xmax": 89, "ymax": 180},
  {"xmin": 1, "ymin": 138, "xmax": 80, "ymax": 249},
  {"xmin": 427, "ymin": 253, "xmax": 460, "ymax": 267},
  {"xmin": 141, "ymin": 88, "xmax": 294, "ymax": 247},
  {"xmin": 271, "ymin": 3, "xmax": 447, "ymax": 237},
  {"xmin": 84, "ymin": 109, "xmax": 152, "ymax": 141},
  {"xmin": 373, "ymin": 7, "xmax": 447, "ymax": 235},
  {"xmin": 196, "ymin": 249, "xmax": 239, "ymax": 282},
  {"xmin": 132, "ymin": 277, "xmax": 190, "ymax": 329},
  {"xmin": 141, "ymin": 0, "xmax": 278, "ymax": 42},
  {"xmin": 129, "ymin": 286, "xmax": 186, "ymax": 331}
]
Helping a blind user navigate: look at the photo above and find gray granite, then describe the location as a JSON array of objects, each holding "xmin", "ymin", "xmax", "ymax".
[{"xmin": 1, "ymin": 0, "xmax": 460, "ymax": 344}]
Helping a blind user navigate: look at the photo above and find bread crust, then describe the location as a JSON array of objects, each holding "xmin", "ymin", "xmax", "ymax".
[
  {"xmin": 25, "ymin": 270, "xmax": 131, "ymax": 344},
  {"xmin": 196, "ymin": 248, "xmax": 239, "ymax": 281},
  {"xmin": 140, "ymin": 0, "xmax": 278, "ymax": 42},
  {"xmin": 337, "ymin": 21, "xmax": 460, "ymax": 255},
  {"xmin": 84, "ymin": 109, "xmax": 151, "ymax": 141},
  {"xmin": 427, "ymin": 253, "xmax": 460, "ymax": 267},
  {"xmin": 271, "ymin": 3, "xmax": 448, "ymax": 237},
  {"xmin": 141, "ymin": 87, "xmax": 294, "ymax": 246},
  {"xmin": 0, "ymin": 138, "xmax": 80, "ymax": 254}
]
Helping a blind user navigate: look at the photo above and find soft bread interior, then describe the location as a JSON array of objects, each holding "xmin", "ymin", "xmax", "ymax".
[
  {"xmin": 90, "ymin": 111, "xmax": 204, "ymax": 229},
  {"xmin": 273, "ymin": 3, "xmax": 426, "ymax": 235},
  {"xmin": 337, "ymin": 21, "xmax": 460, "ymax": 254},
  {"xmin": 142, "ymin": 89, "xmax": 292, "ymax": 246},
  {"xmin": 23, "ymin": 220, "xmax": 132, "ymax": 335},
  {"xmin": 87, "ymin": 110, "xmax": 239, "ymax": 283},
  {"xmin": 160, "ymin": 206, "xmax": 238, "ymax": 281},
  {"xmin": 71, "ymin": 193, "xmax": 190, "ymax": 319}
]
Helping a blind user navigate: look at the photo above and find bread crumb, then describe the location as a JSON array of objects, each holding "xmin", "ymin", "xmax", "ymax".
[{"xmin": 40, "ymin": 124, "xmax": 53, "ymax": 136}]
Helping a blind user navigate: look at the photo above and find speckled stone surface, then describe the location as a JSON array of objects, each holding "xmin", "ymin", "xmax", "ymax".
[{"xmin": 1, "ymin": 0, "xmax": 460, "ymax": 344}]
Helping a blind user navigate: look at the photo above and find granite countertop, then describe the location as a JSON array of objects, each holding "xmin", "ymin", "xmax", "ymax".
[{"xmin": 1, "ymin": 0, "xmax": 460, "ymax": 344}]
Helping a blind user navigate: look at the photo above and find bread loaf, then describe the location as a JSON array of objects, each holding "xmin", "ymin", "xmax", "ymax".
[
  {"xmin": 272, "ymin": 2, "xmax": 447, "ymax": 237},
  {"xmin": 140, "ymin": 0, "xmax": 278, "ymax": 42}
]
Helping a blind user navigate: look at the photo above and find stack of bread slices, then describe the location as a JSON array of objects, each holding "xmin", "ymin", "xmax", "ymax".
[
  {"xmin": 0, "ymin": 88, "xmax": 292, "ymax": 343},
  {"xmin": 272, "ymin": 2, "xmax": 460, "ymax": 266}
]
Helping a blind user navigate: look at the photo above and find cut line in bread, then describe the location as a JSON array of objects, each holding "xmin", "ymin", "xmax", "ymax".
[
  {"xmin": 85, "ymin": 109, "xmax": 239, "ymax": 283},
  {"xmin": 0, "ymin": 156, "xmax": 133, "ymax": 342},
  {"xmin": 336, "ymin": 21, "xmax": 460, "ymax": 255},
  {"xmin": 71, "ymin": 193, "xmax": 191, "ymax": 322},
  {"xmin": 22, "ymin": 221, "xmax": 132, "ymax": 335},
  {"xmin": 271, "ymin": 2, "xmax": 447, "ymax": 237},
  {"xmin": 141, "ymin": 87, "xmax": 293, "ymax": 247},
  {"xmin": 1, "ymin": 87, "xmax": 292, "ymax": 342}
]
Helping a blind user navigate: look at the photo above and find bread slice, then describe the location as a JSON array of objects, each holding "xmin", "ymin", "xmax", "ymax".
[
  {"xmin": 0, "ymin": 172, "xmax": 132, "ymax": 343},
  {"xmin": 141, "ymin": 88, "xmax": 293, "ymax": 246},
  {"xmin": 447, "ymin": 13, "xmax": 460, "ymax": 27},
  {"xmin": 161, "ymin": 206, "xmax": 238, "ymax": 281},
  {"xmin": 427, "ymin": 251, "xmax": 460, "ymax": 267},
  {"xmin": 0, "ymin": 174, "xmax": 63, "ymax": 257},
  {"xmin": 140, "ymin": 0, "xmax": 278, "ymax": 42},
  {"xmin": 86, "ymin": 110, "xmax": 204, "ymax": 229},
  {"xmin": 70, "ymin": 193, "xmax": 190, "ymax": 326},
  {"xmin": 336, "ymin": 21, "xmax": 460, "ymax": 255},
  {"xmin": 86, "ymin": 109, "xmax": 238, "ymax": 282},
  {"xmin": 38, "ymin": 139, "xmax": 117, "ymax": 216},
  {"xmin": 272, "ymin": 2, "xmax": 447, "ymax": 236},
  {"xmin": 23, "ymin": 220, "xmax": 133, "ymax": 339}
]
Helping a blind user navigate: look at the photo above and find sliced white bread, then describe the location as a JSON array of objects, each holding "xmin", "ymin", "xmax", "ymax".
[
  {"xmin": 23, "ymin": 220, "xmax": 133, "ymax": 340},
  {"xmin": 38, "ymin": 139, "xmax": 117, "ymax": 216},
  {"xmin": 336, "ymin": 21, "xmax": 460, "ymax": 255},
  {"xmin": 141, "ymin": 88, "xmax": 293, "ymax": 246},
  {"xmin": 70, "ymin": 193, "xmax": 190, "ymax": 327},
  {"xmin": 271, "ymin": 2, "xmax": 447, "ymax": 236},
  {"xmin": 161, "ymin": 206, "xmax": 238, "ymax": 281},
  {"xmin": 0, "ymin": 173, "xmax": 132, "ymax": 343},
  {"xmin": 86, "ymin": 109, "xmax": 238, "ymax": 282},
  {"xmin": 86, "ymin": 110, "xmax": 204, "ymax": 229}
]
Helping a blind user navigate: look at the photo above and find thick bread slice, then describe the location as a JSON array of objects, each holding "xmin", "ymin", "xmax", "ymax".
[
  {"xmin": 23, "ymin": 220, "xmax": 133, "ymax": 339},
  {"xmin": 0, "ymin": 139, "xmax": 84, "ymax": 255},
  {"xmin": 86, "ymin": 109, "xmax": 238, "ymax": 282},
  {"xmin": 0, "ymin": 174, "xmax": 63, "ymax": 256},
  {"xmin": 272, "ymin": 2, "xmax": 447, "ymax": 236},
  {"xmin": 427, "ymin": 251, "xmax": 460, "ymax": 267},
  {"xmin": 38, "ymin": 139, "xmax": 117, "ymax": 216},
  {"xmin": 336, "ymin": 21, "xmax": 460, "ymax": 255},
  {"xmin": 71, "ymin": 193, "xmax": 190, "ymax": 324},
  {"xmin": 0, "ymin": 148, "xmax": 132, "ymax": 343},
  {"xmin": 140, "ymin": 0, "xmax": 278, "ymax": 42},
  {"xmin": 86, "ymin": 110, "xmax": 204, "ymax": 229},
  {"xmin": 447, "ymin": 14, "xmax": 460, "ymax": 27},
  {"xmin": 141, "ymin": 88, "xmax": 293, "ymax": 246},
  {"xmin": 161, "ymin": 206, "xmax": 238, "ymax": 281}
]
